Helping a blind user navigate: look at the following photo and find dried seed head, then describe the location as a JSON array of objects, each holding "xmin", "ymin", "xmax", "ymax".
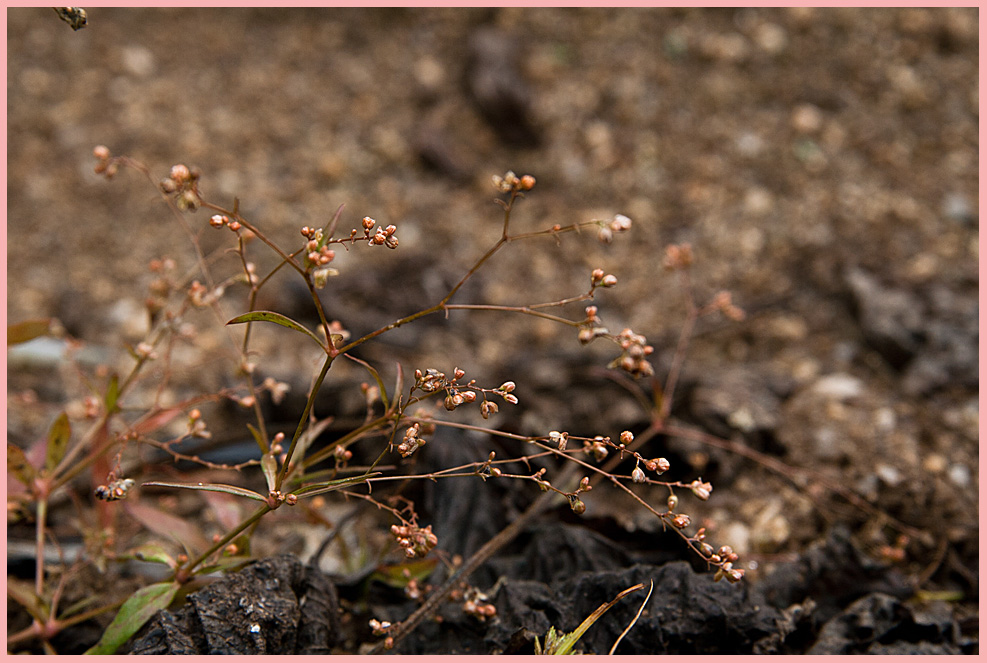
[
  {"xmin": 620, "ymin": 430, "xmax": 634, "ymax": 444},
  {"xmin": 690, "ymin": 479, "xmax": 713, "ymax": 501},
  {"xmin": 611, "ymin": 214, "xmax": 633, "ymax": 231},
  {"xmin": 170, "ymin": 164, "xmax": 191, "ymax": 183},
  {"xmin": 631, "ymin": 466, "xmax": 646, "ymax": 483},
  {"xmin": 672, "ymin": 514, "xmax": 692, "ymax": 529}
]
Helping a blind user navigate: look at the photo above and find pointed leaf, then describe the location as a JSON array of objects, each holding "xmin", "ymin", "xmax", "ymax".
[
  {"xmin": 124, "ymin": 501, "xmax": 211, "ymax": 553},
  {"xmin": 293, "ymin": 472, "xmax": 381, "ymax": 498},
  {"xmin": 7, "ymin": 443, "xmax": 36, "ymax": 488},
  {"xmin": 104, "ymin": 373, "xmax": 121, "ymax": 414},
  {"xmin": 246, "ymin": 423, "xmax": 266, "ymax": 453},
  {"xmin": 124, "ymin": 543, "xmax": 177, "ymax": 567},
  {"xmin": 226, "ymin": 311, "xmax": 326, "ymax": 350},
  {"xmin": 84, "ymin": 581, "xmax": 180, "ymax": 654},
  {"xmin": 261, "ymin": 452, "xmax": 278, "ymax": 493},
  {"xmin": 6, "ymin": 577, "xmax": 49, "ymax": 622},
  {"xmin": 141, "ymin": 480, "xmax": 267, "ymax": 502},
  {"xmin": 45, "ymin": 412, "xmax": 71, "ymax": 474},
  {"xmin": 7, "ymin": 319, "xmax": 53, "ymax": 346}
]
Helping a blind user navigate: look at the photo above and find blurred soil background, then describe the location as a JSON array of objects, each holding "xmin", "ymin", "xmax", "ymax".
[{"xmin": 6, "ymin": 7, "xmax": 979, "ymax": 654}]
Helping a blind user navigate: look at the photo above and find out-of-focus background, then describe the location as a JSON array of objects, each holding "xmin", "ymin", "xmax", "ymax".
[{"xmin": 7, "ymin": 7, "xmax": 979, "ymax": 653}]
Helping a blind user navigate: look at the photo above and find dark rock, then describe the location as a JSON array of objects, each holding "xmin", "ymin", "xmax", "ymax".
[{"xmin": 128, "ymin": 555, "xmax": 340, "ymax": 654}]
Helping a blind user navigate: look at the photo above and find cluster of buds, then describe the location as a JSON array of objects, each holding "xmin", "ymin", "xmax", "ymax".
[
  {"xmin": 92, "ymin": 145, "xmax": 118, "ymax": 178},
  {"xmin": 94, "ymin": 477, "xmax": 135, "ymax": 502},
  {"xmin": 597, "ymin": 213, "xmax": 633, "ymax": 244},
  {"xmin": 186, "ymin": 409, "xmax": 211, "ymax": 440},
  {"xmin": 492, "ymin": 170, "xmax": 536, "ymax": 194},
  {"xmin": 590, "ymin": 267, "xmax": 618, "ymax": 288},
  {"xmin": 391, "ymin": 523, "xmax": 439, "ymax": 559},
  {"xmin": 710, "ymin": 290, "xmax": 746, "ymax": 322},
  {"xmin": 577, "ymin": 305, "xmax": 610, "ymax": 345},
  {"xmin": 609, "ymin": 328, "xmax": 655, "ymax": 378},
  {"xmin": 361, "ymin": 216, "xmax": 399, "ymax": 249},
  {"xmin": 548, "ymin": 430, "xmax": 570, "ymax": 451},
  {"xmin": 663, "ymin": 243, "xmax": 694, "ymax": 271},
  {"xmin": 368, "ymin": 619, "xmax": 393, "ymax": 637},
  {"xmin": 265, "ymin": 489, "xmax": 298, "ymax": 508},
  {"xmin": 158, "ymin": 163, "xmax": 202, "ymax": 211},
  {"xmin": 208, "ymin": 214, "xmax": 243, "ymax": 233},
  {"xmin": 187, "ymin": 280, "xmax": 224, "ymax": 308},
  {"xmin": 398, "ymin": 423, "xmax": 426, "ymax": 457},
  {"xmin": 584, "ymin": 436, "xmax": 611, "ymax": 462},
  {"xmin": 261, "ymin": 377, "xmax": 291, "ymax": 405},
  {"xmin": 332, "ymin": 444, "xmax": 353, "ymax": 465},
  {"xmin": 711, "ymin": 545, "xmax": 744, "ymax": 583},
  {"xmin": 689, "ymin": 478, "xmax": 713, "ymax": 501},
  {"xmin": 134, "ymin": 341, "xmax": 157, "ymax": 361},
  {"xmin": 462, "ymin": 588, "xmax": 497, "ymax": 621},
  {"xmin": 298, "ymin": 226, "xmax": 338, "ymax": 269},
  {"xmin": 412, "ymin": 368, "xmax": 516, "ymax": 419}
]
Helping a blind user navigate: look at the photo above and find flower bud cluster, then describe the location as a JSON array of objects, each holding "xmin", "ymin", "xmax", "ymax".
[
  {"xmin": 186, "ymin": 408, "xmax": 211, "ymax": 440},
  {"xmin": 94, "ymin": 477, "xmax": 135, "ymax": 502},
  {"xmin": 462, "ymin": 588, "xmax": 497, "ymax": 621},
  {"xmin": 584, "ymin": 436, "xmax": 610, "ymax": 462},
  {"xmin": 158, "ymin": 163, "xmax": 202, "ymax": 211},
  {"xmin": 492, "ymin": 171, "xmax": 536, "ymax": 194},
  {"xmin": 412, "ymin": 368, "xmax": 516, "ymax": 419},
  {"xmin": 689, "ymin": 478, "xmax": 713, "ymax": 501},
  {"xmin": 187, "ymin": 280, "xmax": 226, "ymax": 307},
  {"xmin": 577, "ymin": 305, "xmax": 610, "ymax": 345},
  {"xmin": 261, "ymin": 377, "xmax": 291, "ymax": 405},
  {"xmin": 590, "ymin": 267, "xmax": 618, "ymax": 288},
  {"xmin": 609, "ymin": 328, "xmax": 655, "ymax": 378},
  {"xmin": 711, "ymin": 290, "xmax": 746, "ymax": 322},
  {"xmin": 597, "ymin": 213, "xmax": 633, "ymax": 244},
  {"xmin": 92, "ymin": 145, "xmax": 119, "ymax": 178},
  {"xmin": 398, "ymin": 422, "xmax": 426, "ymax": 457},
  {"xmin": 391, "ymin": 523, "xmax": 439, "ymax": 558},
  {"xmin": 361, "ymin": 217, "xmax": 399, "ymax": 249},
  {"xmin": 663, "ymin": 243, "xmax": 694, "ymax": 271},
  {"xmin": 369, "ymin": 619, "xmax": 392, "ymax": 636},
  {"xmin": 548, "ymin": 430, "xmax": 569, "ymax": 451}
]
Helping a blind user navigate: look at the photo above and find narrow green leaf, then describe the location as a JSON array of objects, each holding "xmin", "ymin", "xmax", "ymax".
[
  {"xmin": 292, "ymin": 472, "xmax": 381, "ymax": 498},
  {"xmin": 246, "ymin": 423, "xmax": 266, "ymax": 453},
  {"xmin": 261, "ymin": 452, "xmax": 278, "ymax": 493},
  {"xmin": 7, "ymin": 319, "xmax": 52, "ymax": 346},
  {"xmin": 7, "ymin": 443, "xmax": 36, "ymax": 487},
  {"xmin": 124, "ymin": 543, "xmax": 176, "ymax": 567},
  {"xmin": 104, "ymin": 374, "xmax": 121, "ymax": 414},
  {"xmin": 226, "ymin": 311, "xmax": 326, "ymax": 350},
  {"xmin": 6, "ymin": 577, "xmax": 49, "ymax": 623},
  {"xmin": 45, "ymin": 412, "xmax": 71, "ymax": 474},
  {"xmin": 142, "ymin": 480, "xmax": 266, "ymax": 502},
  {"xmin": 84, "ymin": 581, "xmax": 180, "ymax": 654}
]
